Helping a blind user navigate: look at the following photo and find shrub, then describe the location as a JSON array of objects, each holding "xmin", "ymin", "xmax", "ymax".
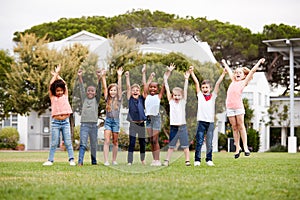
[
  {"xmin": 267, "ymin": 144, "xmax": 288, "ymax": 152},
  {"xmin": 0, "ymin": 127, "xmax": 20, "ymax": 149},
  {"xmin": 218, "ymin": 133, "xmax": 228, "ymax": 151},
  {"xmin": 73, "ymin": 125, "xmax": 80, "ymax": 150},
  {"xmin": 247, "ymin": 128, "xmax": 260, "ymax": 152}
]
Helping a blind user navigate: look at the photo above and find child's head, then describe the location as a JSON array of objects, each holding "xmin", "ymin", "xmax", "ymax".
[
  {"xmin": 50, "ymin": 80, "xmax": 66, "ymax": 97},
  {"xmin": 172, "ymin": 87, "xmax": 183, "ymax": 103},
  {"xmin": 131, "ymin": 84, "xmax": 141, "ymax": 99},
  {"xmin": 108, "ymin": 83, "xmax": 118, "ymax": 98},
  {"xmin": 148, "ymin": 82, "xmax": 159, "ymax": 95},
  {"xmin": 201, "ymin": 80, "xmax": 212, "ymax": 95},
  {"xmin": 86, "ymin": 86, "xmax": 96, "ymax": 99},
  {"xmin": 234, "ymin": 67, "xmax": 250, "ymax": 81}
]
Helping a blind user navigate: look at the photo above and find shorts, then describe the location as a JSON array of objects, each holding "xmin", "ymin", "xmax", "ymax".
[
  {"xmin": 146, "ymin": 115, "xmax": 161, "ymax": 131},
  {"xmin": 226, "ymin": 108, "xmax": 245, "ymax": 117},
  {"xmin": 104, "ymin": 118, "xmax": 120, "ymax": 133},
  {"xmin": 169, "ymin": 124, "xmax": 189, "ymax": 149}
]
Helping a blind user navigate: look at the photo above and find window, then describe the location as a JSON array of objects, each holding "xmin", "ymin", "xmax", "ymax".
[
  {"xmin": 242, "ymin": 92, "xmax": 253, "ymax": 105},
  {"xmin": 43, "ymin": 117, "xmax": 50, "ymax": 133},
  {"xmin": 258, "ymin": 93, "xmax": 262, "ymax": 106},
  {"xmin": 43, "ymin": 136, "xmax": 50, "ymax": 148}
]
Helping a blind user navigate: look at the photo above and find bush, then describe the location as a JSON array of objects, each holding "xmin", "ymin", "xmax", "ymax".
[
  {"xmin": 0, "ymin": 127, "xmax": 20, "ymax": 149},
  {"xmin": 247, "ymin": 128, "xmax": 260, "ymax": 152},
  {"xmin": 218, "ymin": 133, "xmax": 228, "ymax": 151},
  {"xmin": 73, "ymin": 125, "xmax": 80, "ymax": 150},
  {"xmin": 267, "ymin": 144, "xmax": 288, "ymax": 152}
]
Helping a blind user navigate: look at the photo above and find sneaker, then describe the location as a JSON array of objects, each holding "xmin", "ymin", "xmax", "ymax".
[
  {"xmin": 104, "ymin": 161, "xmax": 110, "ymax": 166},
  {"xmin": 69, "ymin": 160, "xmax": 76, "ymax": 166},
  {"xmin": 194, "ymin": 161, "xmax": 201, "ymax": 166},
  {"xmin": 206, "ymin": 161, "xmax": 215, "ymax": 166},
  {"xmin": 155, "ymin": 160, "xmax": 162, "ymax": 166},
  {"xmin": 43, "ymin": 161, "xmax": 53, "ymax": 166},
  {"xmin": 150, "ymin": 160, "xmax": 156, "ymax": 166},
  {"xmin": 163, "ymin": 160, "xmax": 169, "ymax": 166},
  {"xmin": 112, "ymin": 161, "xmax": 118, "ymax": 165},
  {"xmin": 185, "ymin": 161, "xmax": 191, "ymax": 166},
  {"xmin": 127, "ymin": 163, "xmax": 132, "ymax": 166}
]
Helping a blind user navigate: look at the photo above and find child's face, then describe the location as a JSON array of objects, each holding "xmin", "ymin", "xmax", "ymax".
[
  {"xmin": 172, "ymin": 91, "xmax": 182, "ymax": 103},
  {"xmin": 234, "ymin": 68, "xmax": 245, "ymax": 81},
  {"xmin": 149, "ymin": 82, "xmax": 158, "ymax": 95},
  {"xmin": 201, "ymin": 84, "xmax": 211, "ymax": 95},
  {"xmin": 55, "ymin": 87, "xmax": 64, "ymax": 97},
  {"xmin": 131, "ymin": 86, "xmax": 140, "ymax": 99},
  {"xmin": 109, "ymin": 86, "xmax": 118, "ymax": 98},
  {"xmin": 86, "ymin": 86, "xmax": 96, "ymax": 99}
]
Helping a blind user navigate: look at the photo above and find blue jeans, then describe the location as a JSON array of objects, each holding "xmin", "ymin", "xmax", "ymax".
[
  {"xmin": 48, "ymin": 118, "xmax": 74, "ymax": 162},
  {"xmin": 128, "ymin": 122, "xmax": 146, "ymax": 163},
  {"xmin": 195, "ymin": 121, "xmax": 214, "ymax": 162},
  {"xmin": 78, "ymin": 123, "xmax": 98, "ymax": 165},
  {"xmin": 169, "ymin": 124, "xmax": 189, "ymax": 149}
]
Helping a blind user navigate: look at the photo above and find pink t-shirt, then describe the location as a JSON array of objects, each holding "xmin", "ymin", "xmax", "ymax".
[
  {"xmin": 226, "ymin": 81, "xmax": 245, "ymax": 109},
  {"xmin": 50, "ymin": 95, "xmax": 72, "ymax": 117}
]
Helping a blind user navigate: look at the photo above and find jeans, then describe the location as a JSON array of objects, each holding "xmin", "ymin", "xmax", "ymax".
[
  {"xmin": 128, "ymin": 122, "xmax": 146, "ymax": 163},
  {"xmin": 78, "ymin": 123, "xmax": 98, "ymax": 165},
  {"xmin": 169, "ymin": 124, "xmax": 189, "ymax": 149},
  {"xmin": 195, "ymin": 121, "xmax": 214, "ymax": 162},
  {"xmin": 48, "ymin": 118, "xmax": 74, "ymax": 162}
]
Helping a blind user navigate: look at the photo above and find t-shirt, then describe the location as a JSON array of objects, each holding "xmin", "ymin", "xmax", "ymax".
[
  {"xmin": 226, "ymin": 81, "xmax": 244, "ymax": 109},
  {"xmin": 197, "ymin": 91, "xmax": 217, "ymax": 122},
  {"xmin": 127, "ymin": 96, "xmax": 146, "ymax": 122},
  {"xmin": 51, "ymin": 95, "xmax": 72, "ymax": 117},
  {"xmin": 169, "ymin": 99, "xmax": 186, "ymax": 125},
  {"xmin": 145, "ymin": 94, "xmax": 160, "ymax": 116}
]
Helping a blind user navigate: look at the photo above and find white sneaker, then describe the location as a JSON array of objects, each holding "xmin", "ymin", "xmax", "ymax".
[
  {"xmin": 194, "ymin": 161, "xmax": 201, "ymax": 166},
  {"xmin": 155, "ymin": 160, "xmax": 162, "ymax": 166},
  {"xmin": 104, "ymin": 161, "xmax": 110, "ymax": 166},
  {"xmin": 69, "ymin": 160, "xmax": 76, "ymax": 166},
  {"xmin": 112, "ymin": 161, "xmax": 118, "ymax": 165},
  {"xmin": 163, "ymin": 160, "xmax": 169, "ymax": 166},
  {"xmin": 206, "ymin": 161, "xmax": 215, "ymax": 166},
  {"xmin": 127, "ymin": 163, "xmax": 132, "ymax": 166},
  {"xmin": 43, "ymin": 161, "xmax": 53, "ymax": 166}
]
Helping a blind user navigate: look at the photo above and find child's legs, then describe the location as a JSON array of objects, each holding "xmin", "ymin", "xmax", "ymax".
[
  {"xmin": 112, "ymin": 132, "xmax": 119, "ymax": 162},
  {"xmin": 103, "ymin": 129, "xmax": 111, "ymax": 162},
  {"xmin": 61, "ymin": 119, "xmax": 74, "ymax": 161},
  {"xmin": 195, "ymin": 121, "xmax": 206, "ymax": 162},
  {"xmin": 205, "ymin": 122, "xmax": 214, "ymax": 162},
  {"xmin": 78, "ymin": 124, "xmax": 89, "ymax": 164},
  {"xmin": 178, "ymin": 125, "xmax": 190, "ymax": 162},
  {"xmin": 167, "ymin": 126, "xmax": 179, "ymax": 161},
  {"xmin": 147, "ymin": 115, "xmax": 161, "ymax": 160},
  {"xmin": 228, "ymin": 116, "xmax": 241, "ymax": 153},
  {"xmin": 48, "ymin": 120, "xmax": 61, "ymax": 162},
  {"xmin": 137, "ymin": 124, "xmax": 146, "ymax": 161},
  {"xmin": 236, "ymin": 114, "xmax": 249, "ymax": 151},
  {"xmin": 128, "ymin": 123, "xmax": 138, "ymax": 163},
  {"xmin": 89, "ymin": 124, "xmax": 98, "ymax": 164}
]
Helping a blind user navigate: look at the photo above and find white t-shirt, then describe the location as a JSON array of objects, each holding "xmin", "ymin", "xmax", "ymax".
[
  {"xmin": 197, "ymin": 91, "xmax": 217, "ymax": 123},
  {"xmin": 169, "ymin": 99, "xmax": 186, "ymax": 125},
  {"xmin": 145, "ymin": 94, "xmax": 160, "ymax": 116}
]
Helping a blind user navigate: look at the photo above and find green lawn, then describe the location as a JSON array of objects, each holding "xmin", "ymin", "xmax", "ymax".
[{"xmin": 0, "ymin": 151, "xmax": 299, "ymax": 200}]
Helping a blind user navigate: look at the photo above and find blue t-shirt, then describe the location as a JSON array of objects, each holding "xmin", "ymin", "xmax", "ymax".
[{"xmin": 127, "ymin": 96, "xmax": 146, "ymax": 122}]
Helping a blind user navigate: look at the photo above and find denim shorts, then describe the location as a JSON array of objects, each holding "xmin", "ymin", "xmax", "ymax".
[
  {"xmin": 226, "ymin": 108, "xmax": 245, "ymax": 117},
  {"xmin": 169, "ymin": 124, "xmax": 189, "ymax": 149},
  {"xmin": 104, "ymin": 118, "xmax": 120, "ymax": 133},
  {"xmin": 146, "ymin": 115, "xmax": 161, "ymax": 131}
]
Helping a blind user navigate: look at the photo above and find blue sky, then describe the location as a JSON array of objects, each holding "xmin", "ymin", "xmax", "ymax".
[{"xmin": 1, "ymin": 0, "xmax": 300, "ymax": 52}]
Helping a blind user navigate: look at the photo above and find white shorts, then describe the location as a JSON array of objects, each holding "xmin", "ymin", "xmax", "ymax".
[{"xmin": 226, "ymin": 108, "xmax": 245, "ymax": 117}]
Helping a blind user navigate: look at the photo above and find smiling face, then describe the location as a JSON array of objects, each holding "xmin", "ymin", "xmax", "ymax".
[
  {"xmin": 234, "ymin": 68, "xmax": 246, "ymax": 81},
  {"xmin": 149, "ymin": 82, "xmax": 158, "ymax": 95},
  {"xmin": 86, "ymin": 86, "xmax": 96, "ymax": 99},
  {"xmin": 201, "ymin": 83, "xmax": 211, "ymax": 95},
  {"xmin": 109, "ymin": 85, "xmax": 118, "ymax": 98},
  {"xmin": 131, "ymin": 85, "xmax": 141, "ymax": 99},
  {"xmin": 55, "ymin": 87, "xmax": 64, "ymax": 97},
  {"xmin": 172, "ymin": 87, "xmax": 183, "ymax": 103}
]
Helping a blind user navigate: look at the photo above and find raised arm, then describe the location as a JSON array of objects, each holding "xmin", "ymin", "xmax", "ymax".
[
  {"xmin": 221, "ymin": 59, "xmax": 234, "ymax": 81},
  {"xmin": 96, "ymin": 69, "xmax": 103, "ymax": 102},
  {"xmin": 77, "ymin": 68, "xmax": 86, "ymax": 103},
  {"xmin": 213, "ymin": 68, "xmax": 226, "ymax": 94},
  {"xmin": 244, "ymin": 58, "xmax": 265, "ymax": 86},
  {"xmin": 117, "ymin": 67, "xmax": 123, "ymax": 101},
  {"xmin": 125, "ymin": 71, "xmax": 131, "ymax": 100},
  {"xmin": 183, "ymin": 71, "xmax": 190, "ymax": 101},
  {"xmin": 49, "ymin": 64, "xmax": 61, "ymax": 98},
  {"xmin": 101, "ymin": 69, "xmax": 108, "ymax": 99},
  {"xmin": 189, "ymin": 66, "xmax": 200, "ymax": 94},
  {"xmin": 164, "ymin": 74, "xmax": 172, "ymax": 101}
]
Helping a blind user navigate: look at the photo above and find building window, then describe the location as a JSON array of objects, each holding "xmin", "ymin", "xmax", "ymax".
[
  {"xmin": 4, "ymin": 118, "xmax": 10, "ymax": 127},
  {"xmin": 242, "ymin": 92, "xmax": 253, "ymax": 106},
  {"xmin": 43, "ymin": 136, "xmax": 50, "ymax": 148},
  {"xmin": 258, "ymin": 92, "xmax": 262, "ymax": 106},
  {"xmin": 43, "ymin": 117, "xmax": 50, "ymax": 133}
]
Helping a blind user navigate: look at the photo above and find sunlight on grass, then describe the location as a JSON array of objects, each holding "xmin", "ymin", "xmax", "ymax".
[{"xmin": 0, "ymin": 151, "xmax": 299, "ymax": 200}]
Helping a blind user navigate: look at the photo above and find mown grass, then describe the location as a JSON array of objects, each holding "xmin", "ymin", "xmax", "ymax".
[{"xmin": 0, "ymin": 151, "xmax": 299, "ymax": 200}]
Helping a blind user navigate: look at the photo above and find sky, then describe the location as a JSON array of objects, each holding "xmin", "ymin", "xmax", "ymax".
[{"xmin": 1, "ymin": 0, "xmax": 300, "ymax": 52}]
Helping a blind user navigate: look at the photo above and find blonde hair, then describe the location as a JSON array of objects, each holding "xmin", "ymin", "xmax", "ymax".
[
  {"xmin": 172, "ymin": 87, "xmax": 184, "ymax": 98},
  {"xmin": 106, "ymin": 83, "xmax": 119, "ymax": 112},
  {"xmin": 131, "ymin": 83, "xmax": 140, "ymax": 90}
]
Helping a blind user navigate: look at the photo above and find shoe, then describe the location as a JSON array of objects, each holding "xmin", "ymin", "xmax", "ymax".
[
  {"xmin": 244, "ymin": 151, "xmax": 251, "ymax": 156},
  {"xmin": 155, "ymin": 160, "xmax": 162, "ymax": 166},
  {"xmin": 78, "ymin": 163, "xmax": 83, "ymax": 167},
  {"xmin": 151, "ymin": 160, "xmax": 162, "ymax": 166},
  {"xmin": 127, "ymin": 163, "xmax": 132, "ymax": 166},
  {"xmin": 69, "ymin": 160, "xmax": 76, "ymax": 166},
  {"xmin": 104, "ymin": 161, "xmax": 110, "ymax": 166},
  {"xmin": 206, "ymin": 161, "xmax": 215, "ymax": 166},
  {"xmin": 43, "ymin": 161, "xmax": 53, "ymax": 166},
  {"xmin": 185, "ymin": 161, "xmax": 191, "ymax": 166},
  {"xmin": 163, "ymin": 160, "xmax": 169, "ymax": 166},
  {"xmin": 112, "ymin": 161, "xmax": 118, "ymax": 165},
  {"xmin": 150, "ymin": 160, "xmax": 156, "ymax": 166},
  {"xmin": 194, "ymin": 161, "xmax": 201, "ymax": 166},
  {"xmin": 234, "ymin": 149, "xmax": 242, "ymax": 159}
]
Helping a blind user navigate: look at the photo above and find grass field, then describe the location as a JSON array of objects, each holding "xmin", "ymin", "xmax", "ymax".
[{"xmin": 0, "ymin": 151, "xmax": 299, "ymax": 200}]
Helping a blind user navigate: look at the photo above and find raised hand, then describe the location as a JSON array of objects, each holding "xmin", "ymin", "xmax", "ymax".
[{"xmin": 117, "ymin": 67, "xmax": 124, "ymax": 76}]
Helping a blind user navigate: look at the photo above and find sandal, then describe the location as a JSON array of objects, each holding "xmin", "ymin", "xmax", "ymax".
[{"xmin": 185, "ymin": 161, "xmax": 191, "ymax": 166}]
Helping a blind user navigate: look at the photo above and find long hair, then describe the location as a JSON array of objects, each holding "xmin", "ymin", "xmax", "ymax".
[
  {"xmin": 106, "ymin": 83, "xmax": 119, "ymax": 112},
  {"xmin": 50, "ymin": 79, "xmax": 66, "ymax": 96}
]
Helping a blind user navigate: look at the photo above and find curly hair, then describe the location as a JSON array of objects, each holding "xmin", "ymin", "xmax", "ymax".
[{"xmin": 50, "ymin": 79, "xmax": 66, "ymax": 96}]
